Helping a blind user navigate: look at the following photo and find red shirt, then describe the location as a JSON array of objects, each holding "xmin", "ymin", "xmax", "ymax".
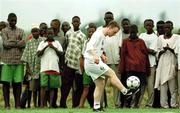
[{"xmin": 119, "ymin": 38, "xmax": 150, "ymax": 75}]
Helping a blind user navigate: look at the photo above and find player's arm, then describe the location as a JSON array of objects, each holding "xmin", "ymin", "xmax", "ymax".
[{"xmin": 37, "ymin": 44, "xmax": 48, "ymax": 57}]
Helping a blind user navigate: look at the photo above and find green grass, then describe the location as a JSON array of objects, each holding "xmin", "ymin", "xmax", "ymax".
[{"xmin": 0, "ymin": 108, "xmax": 179, "ymax": 113}]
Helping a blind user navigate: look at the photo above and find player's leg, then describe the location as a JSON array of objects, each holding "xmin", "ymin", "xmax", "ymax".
[{"xmin": 93, "ymin": 77, "xmax": 105, "ymax": 110}]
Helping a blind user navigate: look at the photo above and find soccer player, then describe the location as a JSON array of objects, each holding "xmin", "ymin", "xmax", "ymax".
[{"xmin": 84, "ymin": 21, "xmax": 134, "ymax": 112}]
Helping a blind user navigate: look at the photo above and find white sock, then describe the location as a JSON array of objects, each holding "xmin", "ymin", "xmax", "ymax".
[
  {"xmin": 121, "ymin": 87, "xmax": 128, "ymax": 95},
  {"xmin": 94, "ymin": 101, "xmax": 100, "ymax": 109}
]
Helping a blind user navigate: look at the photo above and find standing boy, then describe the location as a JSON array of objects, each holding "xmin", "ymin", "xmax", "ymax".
[
  {"xmin": 37, "ymin": 28, "xmax": 63, "ymax": 108},
  {"xmin": 1, "ymin": 13, "xmax": 25, "ymax": 109}
]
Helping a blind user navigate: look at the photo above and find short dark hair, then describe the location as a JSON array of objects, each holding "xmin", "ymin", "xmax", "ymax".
[
  {"xmin": 105, "ymin": 11, "xmax": 113, "ymax": 15},
  {"xmin": 87, "ymin": 23, "xmax": 96, "ymax": 30},
  {"xmin": 31, "ymin": 28, "xmax": 40, "ymax": 33},
  {"xmin": 165, "ymin": 20, "xmax": 173, "ymax": 27},
  {"xmin": 51, "ymin": 19, "xmax": 61, "ymax": 26},
  {"xmin": 8, "ymin": 13, "xmax": 17, "ymax": 19},
  {"xmin": 107, "ymin": 21, "xmax": 120, "ymax": 29},
  {"xmin": 72, "ymin": 16, "xmax": 80, "ymax": 20},
  {"xmin": 144, "ymin": 19, "xmax": 154, "ymax": 24},
  {"xmin": 156, "ymin": 20, "xmax": 165, "ymax": 26},
  {"xmin": 121, "ymin": 18, "xmax": 130, "ymax": 23}
]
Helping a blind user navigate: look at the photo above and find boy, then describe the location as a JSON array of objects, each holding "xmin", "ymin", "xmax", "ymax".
[
  {"xmin": 60, "ymin": 16, "xmax": 86, "ymax": 108},
  {"xmin": 120, "ymin": 24, "xmax": 150, "ymax": 108},
  {"xmin": 155, "ymin": 21, "xmax": 178, "ymax": 108},
  {"xmin": 37, "ymin": 28, "xmax": 63, "ymax": 108},
  {"xmin": 78, "ymin": 23, "xmax": 96, "ymax": 108},
  {"xmin": 139, "ymin": 19, "xmax": 158, "ymax": 107},
  {"xmin": 21, "ymin": 27, "xmax": 44, "ymax": 107},
  {"xmin": 84, "ymin": 21, "xmax": 135, "ymax": 112},
  {"xmin": 1, "ymin": 13, "xmax": 25, "ymax": 109}
]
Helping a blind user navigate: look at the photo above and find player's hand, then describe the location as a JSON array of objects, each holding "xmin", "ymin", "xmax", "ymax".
[
  {"xmin": 93, "ymin": 55, "xmax": 99, "ymax": 64},
  {"xmin": 101, "ymin": 54, "xmax": 108, "ymax": 63}
]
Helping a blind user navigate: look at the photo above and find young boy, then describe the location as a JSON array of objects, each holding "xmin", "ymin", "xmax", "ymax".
[
  {"xmin": 120, "ymin": 24, "xmax": 150, "ymax": 108},
  {"xmin": 21, "ymin": 27, "xmax": 44, "ymax": 107},
  {"xmin": 155, "ymin": 21, "xmax": 178, "ymax": 108},
  {"xmin": 1, "ymin": 13, "xmax": 25, "ymax": 109},
  {"xmin": 84, "ymin": 21, "xmax": 134, "ymax": 112},
  {"xmin": 37, "ymin": 28, "xmax": 63, "ymax": 108},
  {"xmin": 139, "ymin": 19, "xmax": 158, "ymax": 107},
  {"xmin": 78, "ymin": 23, "xmax": 96, "ymax": 108}
]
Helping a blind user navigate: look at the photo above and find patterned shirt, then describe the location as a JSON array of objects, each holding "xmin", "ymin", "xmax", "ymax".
[
  {"xmin": 21, "ymin": 37, "xmax": 44, "ymax": 79},
  {"xmin": 1, "ymin": 26, "xmax": 25, "ymax": 64},
  {"xmin": 65, "ymin": 29, "xmax": 86, "ymax": 70}
]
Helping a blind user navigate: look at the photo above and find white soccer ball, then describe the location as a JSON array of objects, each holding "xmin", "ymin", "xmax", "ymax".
[{"xmin": 126, "ymin": 76, "xmax": 140, "ymax": 89}]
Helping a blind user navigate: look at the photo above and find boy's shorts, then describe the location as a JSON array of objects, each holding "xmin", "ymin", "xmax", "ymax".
[
  {"xmin": 40, "ymin": 72, "xmax": 61, "ymax": 88},
  {"xmin": 83, "ymin": 71, "xmax": 93, "ymax": 85},
  {"xmin": 1, "ymin": 64, "xmax": 24, "ymax": 83}
]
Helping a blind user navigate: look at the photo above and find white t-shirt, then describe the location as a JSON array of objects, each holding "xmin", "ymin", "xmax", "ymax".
[
  {"xmin": 84, "ymin": 29, "xmax": 105, "ymax": 62},
  {"xmin": 37, "ymin": 40, "xmax": 63, "ymax": 72},
  {"xmin": 139, "ymin": 33, "xmax": 158, "ymax": 67},
  {"xmin": 175, "ymin": 35, "xmax": 180, "ymax": 70}
]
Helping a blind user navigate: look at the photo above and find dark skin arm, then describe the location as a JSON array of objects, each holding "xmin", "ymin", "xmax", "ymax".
[
  {"xmin": 148, "ymin": 48, "xmax": 156, "ymax": 56},
  {"xmin": 37, "ymin": 45, "xmax": 49, "ymax": 57}
]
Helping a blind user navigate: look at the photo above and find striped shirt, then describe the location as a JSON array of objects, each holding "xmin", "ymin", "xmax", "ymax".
[
  {"xmin": 65, "ymin": 29, "xmax": 86, "ymax": 70},
  {"xmin": 1, "ymin": 26, "xmax": 25, "ymax": 64}
]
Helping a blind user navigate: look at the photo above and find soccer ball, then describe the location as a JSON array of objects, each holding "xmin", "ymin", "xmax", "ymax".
[{"xmin": 126, "ymin": 76, "xmax": 140, "ymax": 89}]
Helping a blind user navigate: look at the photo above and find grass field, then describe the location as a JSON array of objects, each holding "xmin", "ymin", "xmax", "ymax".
[{"xmin": 0, "ymin": 108, "xmax": 179, "ymax": 113}]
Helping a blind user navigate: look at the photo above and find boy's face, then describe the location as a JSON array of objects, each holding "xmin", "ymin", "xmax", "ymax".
[
  {"xmin": 144, "ymin": 21, "xmax": 154, "ymax": 32},
  {"xmin": 122, "ymin": 20, "xmax": 130, "ymax": 32},
  {"xmin": 61, "ymin": 22, "xmax": 70, "ymax": 32},
  {"xmin": 107, "ymin": 27, "xmax": 119, "ymax": 37},
  {"xmin": 51, "ymin": 21, "xmax": 60, "ymax": 29},
  {"xmin": 32, "ymin": 30, "xmax": 40, "ymax": 39},
  {"xmin": 47, "ymin": 29, "xmax": 54, "ymax": 40},
  {"xmin": 104, "ymin": 14, "xmax": 114, "ymax": 25},
  {"xmin": 8, "ymin": 17, "xmax": 17, "ymax": 28},
  {"xmin": 164, "ymin": 23, "xmax": 173, "ymax": 34},
  {"xmin": 157, "ymin": 24, "xmax": 164, "ymax": 35},
  {"xmin": 87, "ymin": 28, "xmax": 96, "ymax": 38},
  {"xmin": 40, "ymin": 24, "xmax": 47, "ymax": 35},
  {"xmin": 72, "ymin": 18, "xmax": 80, "ymax": 29}
]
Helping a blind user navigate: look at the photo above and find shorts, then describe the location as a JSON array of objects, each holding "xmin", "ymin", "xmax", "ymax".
[
  {"xmin": 40, "ymin": 72, "xmax": 61, "ymax": 88},
  {"xmin": 1, "ymin": 64, "xmax": 24, "ymax": 83},
  {"xmin": 84, "ymin": 59, "xmax": 109, "ymax": 81},
  {"xmin": 83, "ymin": 71, "xmax": 93, "ymax": 85}
]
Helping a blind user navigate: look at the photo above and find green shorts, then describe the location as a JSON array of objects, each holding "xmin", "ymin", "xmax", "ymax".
[
  {"xmin": 40, "ymin": 73, "xmax": 61, "ymax": 88},
  {"xmin": 83, "ymin": 72, "xmax": 93, "ymax": 85},
  {"xmin": 1, "ymin": 64, "xmax": 24, "ymax": 83}
]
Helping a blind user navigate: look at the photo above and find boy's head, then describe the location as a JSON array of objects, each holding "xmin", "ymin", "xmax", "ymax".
[
  {"xmin": 121, "ymin": 18, "xmax": 130, "ymax": 33},
  {"xmin": 129, "ymin": 24, "xmax": 138, "ymax": 39},
  {"xmin": 87, "ymin": 23, "xmax": 96, "ymax": 38},
  {"xmin": 31, "ymin": 27, "xmax": 40, "ymax": 39},
  {"xmin": 46, "ymin": 28, "xmax": 55, "ymax": 40},
  {"xmin": 144, "ymin": 19, "xmax": 154, "ymax": 34},
  {"xmin": 61, "ymin": 21, "xmax": 71, "ymax": 33},
  {"xmin": 51, "ymin": 19, "xmax": 61, "ymax": 30},
  {"xmin": 106, "ymin": 21, "xmax": 120, "ymax": 37},
  {"xmin": 156, "ymin": 20, "xmax": 165, "ymax": 35},
  {"xmin": 164, "ymin": 21, "xmax": 173, "ymax": 35},
  {"xmin": 7, "ymin": 13, "xmax": 17, "ymax": 28},
  {"xmin": 72, "ymin": 16, "xmax": 80, "ymax": 30},
  {"xmin": 0, "ymin": 21, "xmax": 7, "ymax": 31},
  {"xmin": 104, "ymin": 11, "xmax": 114, "ymax": 26},
  {"xmin": 39, "ymin": 22, "xmax": 48, "ymax": 36}
]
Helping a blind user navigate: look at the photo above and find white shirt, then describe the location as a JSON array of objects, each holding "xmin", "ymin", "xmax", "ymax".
[
  {"xmin": 84, "ymin": 29, "xmax": 105, "ymax": 62},
  {"xmin": 139, "ymin": 32, "xmax": 158, "ymax": 67},
  {"xmin": 175, "ymin": 35, "xmax": 180, "ymax": 70},
  {"xmin": 37, "ymin": 40, "xmax": 63, "ymax": 72}
]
